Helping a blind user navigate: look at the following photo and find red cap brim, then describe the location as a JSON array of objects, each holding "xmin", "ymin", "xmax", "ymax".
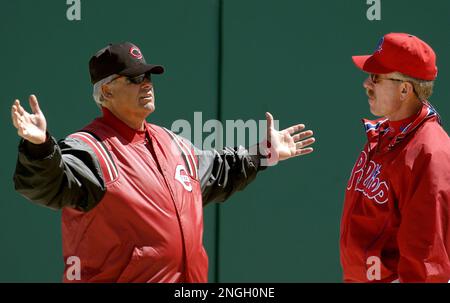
[{"xmin": 352, "ymin": 55, "xmax": 393, "ymax": 74}]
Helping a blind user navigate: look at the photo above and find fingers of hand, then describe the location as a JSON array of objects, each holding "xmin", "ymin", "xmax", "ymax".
[
  {"xmin": 292, "ymin": 130, "xmax": 314, "ymax": 142},
  {"xmin": 295, "ymin": 137, "xmax": 315, "ymax": 149},
  {"xmin": 16, "ymin": 115, "xmax": 29, "ymax": 137},
  {"xmin": 16, "ymin": 100, "xmax": 26, "ymax": 115},
  {"xmin": 12, "ymin": 106, "xmax": 32, "ymax": 137},
  {"xmin": 13, "ymin": 109, "xmax": 30, "ymax": 130},
  {"xmin": 13, "ymin": 99, "xmax": 32, "ymax": 123},
  {"xmin": 11, "ymin": 101, "xmax": 20, "ymax": 127},
  {"xmin": 295, "ymin": 147, "xmax": 314, "ymax": 156},
  {"xmin": 284, "ymin": 124, "xmax": 305, "ymax": 135},
  {"xmin": 12, "ymin": 110, "xmax": 21, "ymax": 127}
]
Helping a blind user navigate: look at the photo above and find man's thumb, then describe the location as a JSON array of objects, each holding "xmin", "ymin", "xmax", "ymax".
[
  {"xmin": 29, "ymin": 94, "xmax": 41, "ymax": 114},
  {"xmin": 265, "ymin": 112, "xmax": 274, "ymax": 129}
]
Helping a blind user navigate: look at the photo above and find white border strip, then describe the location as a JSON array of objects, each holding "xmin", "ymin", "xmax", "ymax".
[{"xmin": 71, "ymin": 132, "xmax": 118, "ymax": 180}]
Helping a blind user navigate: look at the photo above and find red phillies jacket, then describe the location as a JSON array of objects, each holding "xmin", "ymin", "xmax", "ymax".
[
  {"xmin": 14, "ymin": 108, "xmax": 266, "ymax": 282},
  {"xmin": 341, "ymin": 104, "xmax": 450, "ymax": 282}
]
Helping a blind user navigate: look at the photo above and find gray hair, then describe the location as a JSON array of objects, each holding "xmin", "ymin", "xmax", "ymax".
[
  {"xmin": 391, "ymin": 72, "xmax": 435, "ymax": 102},
  {"xmin": 92, "ymin": 74, "xmax": 118, "ymax": 109}
]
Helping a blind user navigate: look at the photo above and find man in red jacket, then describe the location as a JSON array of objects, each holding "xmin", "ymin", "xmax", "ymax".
[
  {"xmin": 11, "ymin": 42, "xmax": 315, "ymax": 282},
  {"xmin": 341, "ymin": 33, "xmax": 450, "ymax": 282}
]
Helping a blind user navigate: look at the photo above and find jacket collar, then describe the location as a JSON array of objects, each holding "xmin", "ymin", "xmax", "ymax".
[
  {"xmin": 100, "ymin": 107, "xmax": 147, "ymax": 143},
  {"xmin": 362, "ymin": 102, "xmax": 440, "ymax": 151}
]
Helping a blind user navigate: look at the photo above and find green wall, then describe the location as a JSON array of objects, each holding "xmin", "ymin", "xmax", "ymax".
[{"xmin": 1, "ymin": 0, "xmax": 449, "ymax": 282}]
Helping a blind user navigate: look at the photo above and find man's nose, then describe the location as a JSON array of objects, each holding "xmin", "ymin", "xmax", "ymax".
[
  {"xmin": 363, "ymin": 77, "xmax": 373, "ymax": 90},
  {"xmin": 141, "ymin": 80, "xmax": 153, "ymax": 89}
]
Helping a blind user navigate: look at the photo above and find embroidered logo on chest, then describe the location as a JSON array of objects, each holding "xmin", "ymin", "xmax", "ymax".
[
  {"xmin": 175, "ymin": 165, "xmax": 192, "ymax": 192},
  {"xmin": 346, "ymin": 151, "xmax": 389, "ymax": 204}
]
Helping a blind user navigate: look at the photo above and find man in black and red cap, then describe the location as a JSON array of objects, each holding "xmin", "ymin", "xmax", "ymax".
[
  {"xmin": 11, "ymin": 42, "xmax": 315, "ymax": 282},
  {"xmin": 341, "ymin": 33, "xmax": 450, "ymax": 282}
]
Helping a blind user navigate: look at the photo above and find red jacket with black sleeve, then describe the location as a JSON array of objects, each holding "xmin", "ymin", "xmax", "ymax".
[{"xmin": 13, "ymin": 107, "xmax": 267, "ymax": 282}]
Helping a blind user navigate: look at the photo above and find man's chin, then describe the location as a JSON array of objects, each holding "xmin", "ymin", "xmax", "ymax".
[
  {"xmin": 140, "ymin": 100, "xmax": 155, "ymax": 113},
  {"xmin": 368, "ymin": 101, "xmax": 379, "ymax": 116},
  {"xmin": 144, "ymin": 103, "xmax": 155, "ymax": 111},
  {"xmin": 369, "ymin": 108, "xmax": 383, "ymax": 118}
]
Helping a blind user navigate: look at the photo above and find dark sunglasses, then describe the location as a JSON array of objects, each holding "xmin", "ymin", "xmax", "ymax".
[
  {"xmin": 126, "ymin": 73, "xmax": 152, "ymax": 85},
  {"xmin": 111, "ymin": 73, "xmax": 152, "ymax": 85}
]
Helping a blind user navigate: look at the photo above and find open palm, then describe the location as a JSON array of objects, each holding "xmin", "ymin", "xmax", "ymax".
[
  {"xmin": 11, "ymin": 95, "xmax": 47, "ymax": 144},
  {"xmin": 262, "ymin": 112, "xmax": 315, "ymax": 166}
]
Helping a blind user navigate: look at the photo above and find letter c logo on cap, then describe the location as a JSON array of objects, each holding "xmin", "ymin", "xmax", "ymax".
[{"xmin": 130, "ymin": 46, "xmax": 143, "ymax": 60}]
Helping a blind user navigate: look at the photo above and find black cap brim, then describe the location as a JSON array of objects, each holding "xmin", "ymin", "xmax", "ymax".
[{"xmin": 120, "ymin": 64, "xmax": 165, "ymax": 77}]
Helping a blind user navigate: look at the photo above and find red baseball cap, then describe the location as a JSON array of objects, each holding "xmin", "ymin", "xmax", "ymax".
[{"xmin": 352, "ymin": 33, "xmax": 438, "ymax": 81}]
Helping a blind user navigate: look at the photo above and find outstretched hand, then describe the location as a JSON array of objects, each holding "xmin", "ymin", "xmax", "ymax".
[
  {"xmin": 11, "ymin": 95, "xmax": 47, "ymax": 144},
  {"xmin": 262, "ymin": 112, "xmax": 315, "ymax": 166}
]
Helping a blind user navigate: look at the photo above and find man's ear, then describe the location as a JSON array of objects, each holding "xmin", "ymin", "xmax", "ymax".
[
  {"xmin": 101, "ymin": 84, "xmax": 113, "ymax": 100},
  {"xmin": 400, "ymin": 82, "xmax": 414, "ymax": 100}
]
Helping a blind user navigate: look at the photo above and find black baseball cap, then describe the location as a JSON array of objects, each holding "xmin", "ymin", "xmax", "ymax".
[{"xmin": 89, "ymin": 42, "xmax": 165, "ymax": 84}]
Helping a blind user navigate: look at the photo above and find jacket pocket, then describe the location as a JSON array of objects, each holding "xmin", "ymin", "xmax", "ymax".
[{"xmin": 117, "ymin": 246, "xmax": 160, "ymax": 282}]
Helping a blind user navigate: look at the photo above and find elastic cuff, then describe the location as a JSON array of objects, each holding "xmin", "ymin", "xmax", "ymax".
[
  {"xmin": 20, "ymin": 133, "xmax": 55, "ymax": 160},
  {"xmin": 255, "ymin": 154, "xmax": 268, "ymax": 171}
]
